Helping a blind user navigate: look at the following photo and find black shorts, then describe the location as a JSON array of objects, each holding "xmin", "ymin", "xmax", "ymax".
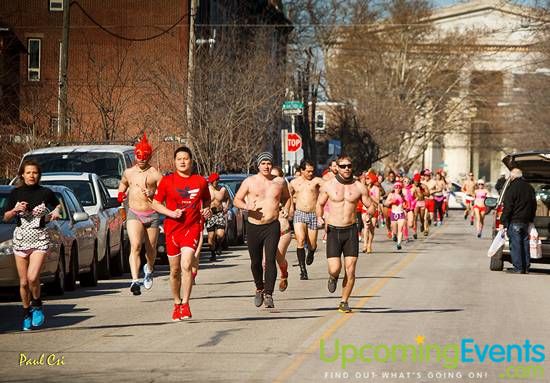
[{"xmin": 326, "ymin": 224, "xmax": 359, "ymax": 258}]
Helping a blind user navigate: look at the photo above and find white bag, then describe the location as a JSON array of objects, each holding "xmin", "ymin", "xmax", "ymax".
[
  {"xmin": 487, "ymin": 228, "xmax": 506, "ymax": 257},
  {"xmin": 529, "ymin": 224, "xmax": 543, "ymax": 259}
]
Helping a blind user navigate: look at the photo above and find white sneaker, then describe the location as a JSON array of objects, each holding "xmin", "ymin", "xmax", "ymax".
[{"xmin": 143, "ymin": 264, "xmax": 154, "ymax": 290}]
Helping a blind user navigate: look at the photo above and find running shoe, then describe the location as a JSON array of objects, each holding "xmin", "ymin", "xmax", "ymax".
[
  {"xmin": 338, "ymin": 301, "xmax": 352, "ymax": 313},
  {"xmin": 328, "ymin": 276, "xmax": 338, "ymax": 293},
  {"xmin": 306, "ymin": 252, "xmax": 314, "ymax": 265},
  {"xmin": 279, "ymin": 278, "xmax": 288, "ymax": 292},
  {"xmin": 392, "ymin": 234, "xmax": 397, "ymax": 242},
  {"xmin": 143, "ymin": 264, "xmax": 154, "ymax": 290},
  {"xmin": 387, "ymin": 232, "xmax": 392, "ymax": 239},
  {"xmin": 254, "ymin": 290, "xmax": 264, "ymax": 307},
  {"xmin": 22, "ymin": 313, "xmax": 32, "ymax": 331},
  {"xmin": 31, "ymin": 306, "xmax": 45, "ymax": 328},
  {"xmin": 397, "ymin": 243, "xmax": 402, "ymax": 250},
  {"xmin": 180, "ymin": 303, "xmax": 192, "ymax": 319},
  {"xmin": 130, "ymin": 281, "xmax": 142, "ymax": 296},
  {"xmin": 477, "ymin": 232, "xmax": 482, "ymax": 238},
  {"xmin": 172, "ymin": 303, "xmax": 182, "ymax": 321},
  {"xmin": 264, "ymin": 294, "xmax": 274, "ymax": 308},
  {"xmin": 470, "ymin": 219, "xmax": 474, "ymax": 226},
  {"xmin": 413, "ymin": 233, "xmax": 418, "ymax": 239},
  {"xmin": 423, "ymin": 230, "xmax": 429, "ymax": 236}
]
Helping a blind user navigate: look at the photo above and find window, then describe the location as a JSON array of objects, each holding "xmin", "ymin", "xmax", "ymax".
[
  {"xmin": 49, "ymin": 0, "xmax": 63, "ymax": 11},
  {"xmin": 49, "ymin": 116, "xmax": 72, "ymax": 136},
  {"xmin": 315, "ymin": 111, "xmax": 326, "ymax": 132},
  {"xmin": 27, "ymin": 38, "xmax": 41, "ymax": 81}
]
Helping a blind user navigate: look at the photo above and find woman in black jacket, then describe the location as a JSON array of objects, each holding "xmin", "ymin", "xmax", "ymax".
[{"xmin": 3, "ymin": 160, "xmax": 61, "ymax": 330}]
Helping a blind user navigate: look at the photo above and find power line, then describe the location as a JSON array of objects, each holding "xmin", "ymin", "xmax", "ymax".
[{"xmin": 70, "ymin": 1, "xmax": 191, "ymax": 42}]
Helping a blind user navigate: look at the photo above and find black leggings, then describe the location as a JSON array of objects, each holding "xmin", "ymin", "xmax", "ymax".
[{"xmin": 246, "ymin": 220, "xmax": 280, "ymax": 295}]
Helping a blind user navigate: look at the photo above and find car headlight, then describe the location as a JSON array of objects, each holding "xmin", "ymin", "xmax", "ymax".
[{"xmin": 0, "ymin": 239, "xmax": 14, "ymax": 257}]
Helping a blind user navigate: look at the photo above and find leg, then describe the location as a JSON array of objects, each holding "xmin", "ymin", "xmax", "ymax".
[
  {"xmin": 479, "ymin": 211, "xmax": 486, "ymax": 233},
  {"xmin": 15, "ymin": 255, "xmax": 31, "ymax": 308},
  {"xmin": 27, "ymin": 251, "xmax": 47, "ymax": 301},
  {"xmin": 168, "ymin": 255, "xmax": 183, "ymax": 304},
  {"xmin": 143, "ymin": 226, "xmax": 159, "ymax": 270},
  {"xmin": 366, "ymin": 217, "xmax": 376, "ymax": 252},
  {"xmin": 215, "ymin": 227, "xmax": 225, "ymax": 254},
  {"xmin": 179, "ymin": 247, "xmax": 195, "ymax": 304},
  {"xmin": 474, "ymin": 208, "xmax": 481, "ymax": 236},
  {"xmin": 306, "ymin": 227, "xmax": 318, "ymax": 264},
  {"xmin": 341, "ymin": 256, "xmax": 358, "ymax": 303},
  {"xmin": 391, "ymin": 220, "xmax": 397, "ymax": 240},
  {"xmin": 126, "ymin": 219, "xmax": 145, "ymax": 282},
  {"xmin": 276, "ymin": 233, "xmax": 291, "ymax": 271},
  {"xmin": 246, "ymin": 223, "xmax": 265, "ymax": 292},
  {"xmin": 263, "ymin": 221, "xmax": 280, "ymax": 297},
  {"xmin": 294, "ymin": 221, "xmax": 308, "ymax": 279},
  {"xmin": 207, "ymin": 230, "xmax": 216, "ymax": 260},
  {"xmin": 520, "ymin": 225, "xmax": 530, "ymax": 272},
  {"xmin": 396, "ymin": 219, "xmax": 405, "ymax": 248},
  {"xmin": 327, "ymin": 257, "xmax": 342, "ymax": 279},
  {"xmin": 192, "ymin": 234, "xmax": 203, "ymax": 277},
  {"xmin": 507, "ymin": 225, "xmax": 522, "ymax": 272}
]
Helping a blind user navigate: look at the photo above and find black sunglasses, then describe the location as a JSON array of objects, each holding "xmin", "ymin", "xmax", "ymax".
[{"xmin": 338, "ymin": 163, "xmax": 352, "ymax": 169}]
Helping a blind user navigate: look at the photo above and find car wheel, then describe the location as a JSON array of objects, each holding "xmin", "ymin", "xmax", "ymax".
[
  {"xmin": 64, "ymin": 247, "xmax": 78, "ymax": 291},
  {"xmin": 80, "ymin": 246, "xmax": 98, "ymax": 287},
  {"xmin": 45, "ymin": 251, "xmax": 65, "ymax": 296},
  {"xmin": 111, "ymin": 230, "xmax": 127, "ymax": 276},
  {"xmin": 490, "ymin": 254, "xmax": 504, "ymax": 271},
  {"xmin": 98, "ymin": 239, "xmax": 111, "ymax": 279}
]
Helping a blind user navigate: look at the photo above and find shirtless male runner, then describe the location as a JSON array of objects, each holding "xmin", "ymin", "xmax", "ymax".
[
  {"xmin": 289, "ymin": 160, "xmax": 323, "ymax": 280},
  {"xmin": 316, "ymin": 155, "xmax": 377, "ymax": 313},
  {"xmin": 206, "ymin": 173, "xmax": 229, "ymax": 262},
  {"xmin": 462, "ymin": 172, "xmax": 476, "ymax": 225},
  {"xmin": 234, "ymin": 152, "xmax": 290, "ymax": 309},
  {"xmin": 117, "ymin": 133, "xmax": 162, "ymax": 296}
]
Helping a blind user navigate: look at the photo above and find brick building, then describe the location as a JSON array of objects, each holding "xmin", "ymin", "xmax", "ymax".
[{"xmin": 0, "ymin": 0, "xmax": 290, "ymax": 174}]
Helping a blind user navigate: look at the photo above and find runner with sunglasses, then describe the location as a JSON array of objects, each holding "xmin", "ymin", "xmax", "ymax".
[{"xmin": 317, "ymin": 155, "xmax": 377, "ymax": 313}]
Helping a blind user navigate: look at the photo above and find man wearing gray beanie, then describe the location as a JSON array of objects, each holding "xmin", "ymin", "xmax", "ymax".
[{"xmin": 234, "ymin": 152, "xmax": 291, "ymax": 308}]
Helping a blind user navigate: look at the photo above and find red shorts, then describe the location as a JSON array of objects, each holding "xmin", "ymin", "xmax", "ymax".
[
  {"xmin": 473, "ymin": 205, "xmax": 486, "ymax": 214},
  {"xmin": 425, "ymin": 199, "xmax": 435, "ymax": 213},
  {"xmin": 166, "ymin": 224, "xmax": 202, "ymax": 256}
]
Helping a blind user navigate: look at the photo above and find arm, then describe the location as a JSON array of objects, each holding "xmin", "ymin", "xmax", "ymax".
[
  {"xmin": 221, "ymin": 188, "xmax": 230, "ymax": 213},
  {"xmin": 117, "ymin": 170, "xmax": 130, "ymax": 203},
  {"xmin": 360, "ymin": 185, "xmax": 376, "ymax": 215},
  {"xmin": 500, "ymin": 183, "xmax": 514, "ymax": 228},
  {"xmin": 233, "ymin": 178, "xmax": 250, "ymax": 210},
  {"xmin": 280, "ymin": 180, "xmax": 291, "ymax": 218},
  {"xmin": 200, "ymin": 182, "xmax": 212, "ymax": 219},
  {"xmin": 151, "ymin": 199, "xmax": 182, "ymax": 219},
  {"xmin": 316, "ymin": 186, "xmax": 329, "ymax": 225}
]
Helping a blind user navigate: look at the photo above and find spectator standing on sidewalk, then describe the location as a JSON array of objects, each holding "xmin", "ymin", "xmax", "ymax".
[{"xmin": 500, "ymin": 168, "xmax": 537, "ymax": 274}]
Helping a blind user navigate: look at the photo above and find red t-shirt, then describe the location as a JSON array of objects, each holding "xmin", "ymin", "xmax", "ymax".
[{"xmin": 154, "ymin": 173, "xmax": 210, "ymax": 237}]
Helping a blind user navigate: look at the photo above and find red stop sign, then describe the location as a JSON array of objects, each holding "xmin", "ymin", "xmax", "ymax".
[{"xmin": 287, "ymin": 133, "xmax": 302, "ymax": 152}]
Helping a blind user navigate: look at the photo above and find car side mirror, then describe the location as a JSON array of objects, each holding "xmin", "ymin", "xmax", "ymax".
[
  {"xmin": 106, "ymin": 197, "xmax": 120, "ymax": 209},
  {"xmin": 485, "ymin": 197, "xmax": 498, "ymax": 209},
  {"xmin": 73, "ymin": 212, "xmax": 90, "ymax": 222}
]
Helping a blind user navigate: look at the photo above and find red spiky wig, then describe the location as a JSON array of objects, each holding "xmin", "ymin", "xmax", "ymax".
[{"xmin": 135, "ymin": 132, "xmax": 153, "ymax": 161}]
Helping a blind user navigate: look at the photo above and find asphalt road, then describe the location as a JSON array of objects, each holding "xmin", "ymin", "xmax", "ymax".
[{"xmin": 1, "ymin": 212, "xmax": 549, "ymax": 383}]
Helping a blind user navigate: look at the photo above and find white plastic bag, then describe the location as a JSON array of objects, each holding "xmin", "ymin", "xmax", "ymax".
[
  {"xmin": 529, "ymin": 224, "xmax": 543, "ymax": 259},
  {"xmin": 487, "ymin": 228, "xmax": 506, "ymax": 257}
]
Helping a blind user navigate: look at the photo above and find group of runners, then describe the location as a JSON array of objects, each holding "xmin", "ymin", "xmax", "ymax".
[
  {"xmin": 461, "ymin": 172, "xmax": 491, "ymax": 238},
  {"xmin": 9, "ymin": 132, "xmax": 491, "ymax": 330}
]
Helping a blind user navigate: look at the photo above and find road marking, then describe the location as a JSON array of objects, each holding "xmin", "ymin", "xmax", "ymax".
[{"xmin": 273, "ymin": 230, "xmax": 442, "ymax": 383}]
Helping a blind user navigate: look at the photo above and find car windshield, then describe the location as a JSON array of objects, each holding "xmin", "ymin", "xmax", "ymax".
[
  {"xmin": 219, "ymin": 180, "xmax": 243, "ymax": 195},
  {"xmin": 41, "ymin": 180, "xmax": 96, "ymax": 207},
  {"xmin": 25, "ymin": 152, "xmax": 124, "ymax": 189}
]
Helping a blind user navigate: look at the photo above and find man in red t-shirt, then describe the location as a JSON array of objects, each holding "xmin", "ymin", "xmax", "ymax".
[{"xmin": 152, "ymin": 146, "xmax": 211, "ymax": 321}]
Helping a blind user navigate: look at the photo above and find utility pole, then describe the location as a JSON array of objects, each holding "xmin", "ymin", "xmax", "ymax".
[
  {"xmin": 57, "ymin": 0, "xmax": 70, "ymax": 138},
  {"xmin": 186, "ymin": 0, "xmax": 198, "ymax": 141}
]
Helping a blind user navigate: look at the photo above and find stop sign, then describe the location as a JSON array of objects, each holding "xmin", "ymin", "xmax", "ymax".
[{"xmin": 287, "ymin": 133, "xmax": 302, "ymax": 152}]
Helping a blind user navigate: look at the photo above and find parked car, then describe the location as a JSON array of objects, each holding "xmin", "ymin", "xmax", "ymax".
[
  {"xmin": 219, "ymin": 173, "xmax": 249, "ymax": 196},
  {"xmin": 40, "ymin": 172, "xmax": 126, "ymax": 278},
  {"xmin": 20, "ymin": 145, "xmax": 135, "ymax": 197},
  {"xmin": 220, "ymin": 182, "xmax": 246, "ymax": 246},
  {"xmin": 0, "ymin": 185, "xmax": 97, "ymax": 294},
  {"xmin": 488, "ymin": 151, "xmax": 550, "ymax": 271},
  {"xmin": 447, "ymin": 182, "xmax": 467, "ymax": 209}
]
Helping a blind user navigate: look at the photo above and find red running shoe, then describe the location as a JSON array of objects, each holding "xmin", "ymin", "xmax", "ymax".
[
  {"xmin": 180, "ymin": 303, "xmax": 192, "ymax": 319},
  {"xmin": 172, "ymin": 304, "xmax": 182, "ymax": 321}
]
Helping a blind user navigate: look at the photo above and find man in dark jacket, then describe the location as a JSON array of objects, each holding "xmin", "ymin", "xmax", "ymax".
[{"xmin": 500, "ymin": 168, "xmax": 537, "ymax": 273}]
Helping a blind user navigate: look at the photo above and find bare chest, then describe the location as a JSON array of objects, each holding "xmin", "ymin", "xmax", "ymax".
[
  {"xmin": 250, "ymin": 179, "xmax": 283, "ymax": 200},
  {"xmin": 329, "ymin": 183, "xmax": 360, "ymax": 203}
]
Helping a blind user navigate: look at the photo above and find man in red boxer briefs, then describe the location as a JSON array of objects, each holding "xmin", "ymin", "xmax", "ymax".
[{"xmin": 152, "ymin": 146, "xmax": 211, "ymax": 321}]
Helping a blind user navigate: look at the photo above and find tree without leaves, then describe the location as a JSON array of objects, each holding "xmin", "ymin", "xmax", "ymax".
[{"xmin": 327, "ymin": 0, "xmax": 482, "ymax": 172}]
